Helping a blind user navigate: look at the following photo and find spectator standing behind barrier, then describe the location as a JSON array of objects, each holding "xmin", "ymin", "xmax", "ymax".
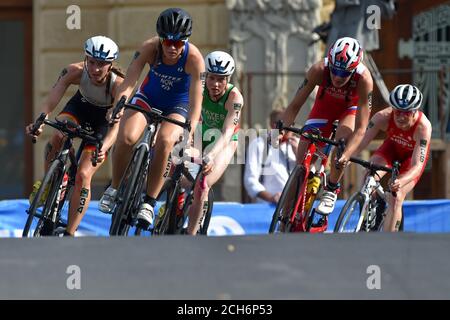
[{"xmin": 244, "ymin": 109, "xmax": 298, "ymax": 204}]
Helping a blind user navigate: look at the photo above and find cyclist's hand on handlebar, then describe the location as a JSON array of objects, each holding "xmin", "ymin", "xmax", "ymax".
[
  {"xmin": 389, "ymin": 178, "xmax": 402, "ymax": 194},
  {"xmin": 25, "ymin": 123, "xmax": 42, "ymax": 137},
  {"xmin": 93, "ymin": 145, "xmax": 107, "ymax": 164},
  {"xmin": 107, "ymin": 107, "xmax": 124, "ymax": 125},
  {"xmin": 26, "ymin": 113, "xmax": 48, "ymax": 140},
  {"xmin": 334, "ymin": 153, "xmax": 350, "ymax": 170},
  {"xmin": 107, "ymin": 95, "xmax": 127, "ymax": 125},
  {"xmin": 202, "ymin": 155, "xmax": 214, "ymax": 176}
]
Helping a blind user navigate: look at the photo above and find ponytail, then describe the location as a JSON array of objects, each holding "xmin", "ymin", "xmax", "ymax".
[{"xmin": 106, "ymin": 63, "xmax": 125, "ymax": 100}]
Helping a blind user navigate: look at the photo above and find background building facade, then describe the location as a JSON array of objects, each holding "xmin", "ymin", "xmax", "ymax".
[{"xmin": 1, "ymin": 0, "xmax": 448, "ymax": 201}]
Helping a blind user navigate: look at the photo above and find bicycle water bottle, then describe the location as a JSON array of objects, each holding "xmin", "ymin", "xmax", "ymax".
[
  {"xmin": 304, "ymin": 172, "xmax": 321, "ymax": 213},
  {"xmin": 59, "ymin": 173, "xmax": 69, "ymax": 202},
  {"xmin": 307, "ymin": 173, "xmax": 321, "ymax": 195}
]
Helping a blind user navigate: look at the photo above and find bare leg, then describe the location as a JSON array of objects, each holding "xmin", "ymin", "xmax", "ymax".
[
  {"xmin": 327, "ymin": 114, "xmax": 356, "ymax": 186},
  {"xmin": 186, "ymin": 141, "xmax": 237, "ymax": 235},
  {"xmin": 66, "ymin": 149, "xmax": 105, "ymax": 235},
  {"xmin": 384, "ymin": 179, "xmax": 415, "ymax": 232}
]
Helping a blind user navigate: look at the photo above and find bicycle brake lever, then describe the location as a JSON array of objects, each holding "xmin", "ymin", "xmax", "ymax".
[
  {"xmin": 31, "ymin": 113, "xmax": 47, "ymax": 144},
  {"xmin": 109, "ymin": 95, "xmax": 126, "ymax": 126}
]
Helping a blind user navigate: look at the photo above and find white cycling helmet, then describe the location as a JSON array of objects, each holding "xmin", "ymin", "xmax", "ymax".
[
  {"xmin": 389, "ymin": 84, "xmax": 423, "ymax": 111},
  {"xmin": 84, "ymin": 36, "xmax": 119, "ymax": 62},
  {"xmin": 205, "ymin": 51, "xmax": 235, "ymax": 76},
  {"xmin": 328, "ymin": 37, "xmax": 363, "ymax": 72}
]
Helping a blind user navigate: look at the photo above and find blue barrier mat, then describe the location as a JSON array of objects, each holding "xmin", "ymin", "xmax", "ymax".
[{"xmin": 1, "ymin": 199, "xmax": 450, "ymax": 237}]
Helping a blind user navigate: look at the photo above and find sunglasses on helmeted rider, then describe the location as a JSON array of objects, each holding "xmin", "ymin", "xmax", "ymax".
[
  {"xmin": 160, "ymin": 38, "xmax": 188, "ymax": 48},
  {"xmin": 393, "ymin": 109, "xmax": 415, "ymax": 116},
  {"xmin": 330, "ymin": 66, "xmax": 353, "ymax": 78}
]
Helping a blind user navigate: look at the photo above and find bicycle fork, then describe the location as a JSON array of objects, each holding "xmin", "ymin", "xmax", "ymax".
[{"xmin": 356, "ymin": 176, "xmax": 384, "ymax": 231}]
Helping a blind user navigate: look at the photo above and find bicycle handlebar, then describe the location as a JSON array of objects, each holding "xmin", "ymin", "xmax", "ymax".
[
  {"xmin": 30, "ymin": 113, "xmax": 47, "ymax": 144},
  {"xmin": 348, "ymin": 157, "xmax": 400, "ymax": 197},
  {"xmin": 348, "ymin": 157, "xmax": 394, "ymax": 173},
  {"xmin": 30, "ymin": 113, "xmax": 103, "ymax": 167},
  {"xmin": 110, "ymin": 95, "xmax": 191, "ymax": 132},
  {"xmin": 276, "ymin": 120, "xmax": 341, "ymax": 147}
]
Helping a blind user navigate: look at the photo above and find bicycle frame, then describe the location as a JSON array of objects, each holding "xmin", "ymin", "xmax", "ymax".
[
  {"xmin": 25, "ymin": 115, "xmax": 102, "ymax": 236},
  {"xmin": 109, "ymin": 100, "xmax": 191, "ymax": 235},
  {"xmin": 155, "ymin": 156, "xmax": 210, "ymax": 235},
  {"xmin": 47, "ymin": 138, "xmax": 78, "ymax": 225},
  {"xmin": 334, "ymin": 157, "xmax": 400, "ymax": 233},
  {"xmin": 110, "ymin": 120, "xmax": 157, "ymax": 234},
  {"xmin": 354, "ymin": 174, "xmax": 386, "ymax": 232},
  {"xmin": 289, "ymin": 126, "xmax": 338, "ymax": 232}
]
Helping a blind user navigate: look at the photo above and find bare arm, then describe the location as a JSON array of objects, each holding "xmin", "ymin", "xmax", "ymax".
[
  {"xmin": 206, "ymin": 88, "xmax": 243, "ymax": 161},
  {"xmin": 26, "ymin": 63, "xmax": 81, "ymax": 136},
  {"xmin": 112, "ymin": 39, "xmax": 155, "ymax": 104},
  {"xmin": 185, "ymin": 44, "xmax": 205, "ymax": 139},
  {"xmin": 395, "ymin": 118, "xmax": 432, "ymax": 188},
  {"xmin": 41, "ymin": 64, "xmax": 82, "ymax": 116},
  {"xmin": 353, "ymin": 109, "xmax": 388, "ymax": 155},
  {"xmin": 282, "ymin": 62, "xmax": 322, "ymax": 126},
  {"xmin": 342, "ymin": 70, "xmax": 374, "ymax": 159}
]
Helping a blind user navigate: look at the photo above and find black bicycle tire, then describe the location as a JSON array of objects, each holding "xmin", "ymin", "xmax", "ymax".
[
  {"xmin": 118, "ymin": 147, "xmax": 148, "ymax": 236},
  {"xmin": 110, "ymin": 146, "xmax": 147, "ymax": 236},
  {"xmin": 166, "ymin": 183, "xmax": 182, "ymax": 235},
  {"xmin": 36, "ymin": 166, "xmax": 71, "ymax": 237},
  {"xmin": 269, "ymin": 165, "xmax": 305, "ymax": 233},
  {"xmin": 334, "ymin": 192, "xmax": 366, "ymax": 233},
  {"xmin": 23, "ymin": 160, "xmax": 62, "ymax": 237}
]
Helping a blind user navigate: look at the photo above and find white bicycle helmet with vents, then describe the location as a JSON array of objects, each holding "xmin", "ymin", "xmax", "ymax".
[
  {"xmin": 205, "ymin": 51, "xmax": 235, "ymax": 76},
  {"xmin": 389, "ymin": 84, "xmax": 423, "ymax": 111},
  {"xmin": 84, "ymin": 36, "xmax": 119, "ymax": 62}
]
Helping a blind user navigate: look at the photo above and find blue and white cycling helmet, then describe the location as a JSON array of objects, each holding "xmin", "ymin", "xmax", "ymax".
[
  {"xmin": 84, "ymin": 36, "xmax": 119, "ymax": 62},
  {"xmin": 205, "ymin": 51, "xmax": 235, "ymax": 76},
  {"xmin": 389, "ymin": 84, "xmax": 423, "ymax": 111}
]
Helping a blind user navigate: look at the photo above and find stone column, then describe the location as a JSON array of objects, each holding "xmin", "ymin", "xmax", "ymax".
[{"xmin": 227, "ymin": 0, "xmax": 322, "ymax": 128}]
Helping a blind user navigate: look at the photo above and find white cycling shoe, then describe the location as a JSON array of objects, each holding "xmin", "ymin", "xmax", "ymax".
[
  {"xmin": 316, "ymin": 190, "xmax": 337, "ymax": 215},
  {"xmin": 136, "ymin": 203, "xmax": 154, "ymax": 230}
]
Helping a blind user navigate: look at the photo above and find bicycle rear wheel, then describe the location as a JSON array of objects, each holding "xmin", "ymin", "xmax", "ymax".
[
  {"xmin": 110, "ymin": 146, "xmax": 147, "ymax": 236},
  {"xmin": 23, "ymin": 160, "xmax": 64, "ymax": 237},
  {"xmin": 269, "ymin": 165, "xmax": 306, "ymax": 233},
  {"xmin": 334, "ymin": 192, "xmax": 366, "ymax": 233}
]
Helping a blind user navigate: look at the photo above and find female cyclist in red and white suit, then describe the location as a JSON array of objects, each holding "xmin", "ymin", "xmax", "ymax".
[
  {"xmin": 282, "ymin": 37, "xmax": 374, "ymax": 216},
  {"xmin": 355, "ymin": 84, "xmax": 432, "ymax": 231}
]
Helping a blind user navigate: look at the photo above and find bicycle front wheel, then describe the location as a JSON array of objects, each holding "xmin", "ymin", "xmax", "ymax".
[
  {"xmin": 110, "ymin": 146, "xmax": 147, "ymax": 236},
  {"xmin": 269, "ymin": 165, "xmax": 305, "ymax": 233},
  {"xmin": 23, "ymin": 160, "xmax": 64, "ymax": 237},
  {"xmin": 334, "ymin": 192, "xmax": 366, "ymax": 233}
]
